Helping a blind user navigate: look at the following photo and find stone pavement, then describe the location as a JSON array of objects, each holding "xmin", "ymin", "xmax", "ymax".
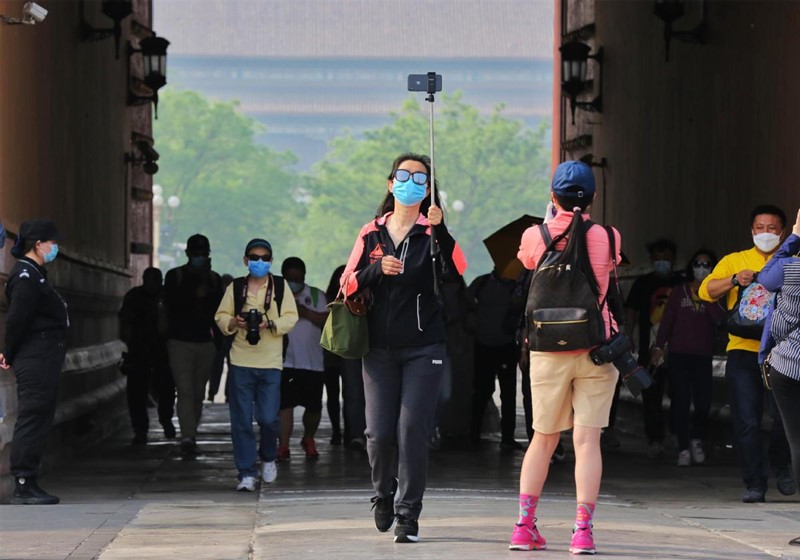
[{"xmin": 1, "ymin": 403, "xmax": 800, "ymax": 560}]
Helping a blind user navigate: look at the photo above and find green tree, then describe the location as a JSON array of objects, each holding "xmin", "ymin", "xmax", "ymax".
[
  {"xmin": 303, "ymin": 93, "xmax": 551, "ymax": 284},
  {"xmin": 154, "ymin": 90, "xmax": 307, "ymax": 276}
]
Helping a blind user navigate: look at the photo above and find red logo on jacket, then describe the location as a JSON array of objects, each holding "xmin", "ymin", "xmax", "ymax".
[{"xmin": 369, "ymin": 243, "xmax": 386, "ymax": 263}]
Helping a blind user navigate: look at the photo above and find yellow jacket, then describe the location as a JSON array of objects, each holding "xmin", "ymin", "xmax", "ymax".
[{"xmin": 698, "ymin": 247, "xmax": 773, "ymax": 353}]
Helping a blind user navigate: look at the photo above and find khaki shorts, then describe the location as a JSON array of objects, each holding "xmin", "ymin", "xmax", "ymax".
[{"xmin": 530, "ymin": 351, "xmax": 619, "ymax": 434}]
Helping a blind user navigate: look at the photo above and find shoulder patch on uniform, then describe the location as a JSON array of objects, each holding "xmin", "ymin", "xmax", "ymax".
[{"xmin": 18, "ymin": 270, "xmax": 30, "ymax": 279}]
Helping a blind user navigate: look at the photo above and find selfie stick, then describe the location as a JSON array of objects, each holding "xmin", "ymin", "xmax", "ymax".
[{"xmin": 425, "ymin": 72, "xmax": 441, "ymax": 297}]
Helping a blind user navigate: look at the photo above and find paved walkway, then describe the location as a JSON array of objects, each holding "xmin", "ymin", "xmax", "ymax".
[{"xmin": 2, "ymin": 404, "xmax": 800, "ymax": 560}]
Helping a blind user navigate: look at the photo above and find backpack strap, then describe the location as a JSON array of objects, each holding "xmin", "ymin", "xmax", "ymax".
[
  {"xmin": 273, "ymin": 275, "xmax": 284, "ymax": 316},
  {"xmin": 233, "ymin": 274, "xmax": 284, "ymax": 317},
  {"xmin": 603, "ymin": 225, "xmax": 625, "ymax": 328},
  {"xmin": 535, "ymin": 220, "xmax": 595, "ymax": 270},
  {"xmin": 232, "ymin": 276, "xmax": 247, "ymax": 317}
]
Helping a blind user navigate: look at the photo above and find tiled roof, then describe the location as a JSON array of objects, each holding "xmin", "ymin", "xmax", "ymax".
[{"xmin": 154, "ymin": 0, "xmax": 553, "ymax": 59}]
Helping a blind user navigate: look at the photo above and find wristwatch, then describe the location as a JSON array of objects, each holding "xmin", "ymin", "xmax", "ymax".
[{"xmin": 731, "ymin": 274, "xmax": 740, "ymax": 287}]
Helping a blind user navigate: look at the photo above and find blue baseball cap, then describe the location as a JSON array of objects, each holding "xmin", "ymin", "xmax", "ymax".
[
  {"xmin": 551, "ymin": 161, "xmax": 596, "ymax": 198},
  {"xmin": 244, "ymin": 238, "xmax": 272, "ymax": 257}
]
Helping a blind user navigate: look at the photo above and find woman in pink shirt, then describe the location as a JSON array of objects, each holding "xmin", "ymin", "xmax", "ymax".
[{"xmin": 509, "ymin": 161, "xmax": 621, "ymax": 555}]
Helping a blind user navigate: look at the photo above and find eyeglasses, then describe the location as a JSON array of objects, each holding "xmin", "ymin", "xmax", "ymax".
[
  {"xmin": 692, "ymin": 261, "xmax": 712, "ymax": 269},
  {"xmin": 247, "ymin": 254, "xmax": 271, "ymax": 262},
  {"xmin": 393, "ymin": 169, "xmax": 428, "ymax": 185}
]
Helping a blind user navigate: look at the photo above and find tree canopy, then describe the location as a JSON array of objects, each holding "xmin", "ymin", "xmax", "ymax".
[
  {"xmin": 153, "ymin": 90, "xmax": 308, "ymax": 276},
  {"xmin": 154, "ymin": 89, "xmax": 551, "ymax": 287},
  {"xmin": 301, "ymin": 94, "xmax": 551, "ymax": 284}
]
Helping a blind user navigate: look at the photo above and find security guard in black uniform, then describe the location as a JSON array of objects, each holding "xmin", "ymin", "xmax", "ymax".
[{"xmin": 0, "ymin": 220, "xmax": 69, "ymax": 505}]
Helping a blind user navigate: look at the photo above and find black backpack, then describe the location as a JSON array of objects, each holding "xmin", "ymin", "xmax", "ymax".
[{"xmin": 525, "ymin": 222, "xmax": 606, "ymax": 352}]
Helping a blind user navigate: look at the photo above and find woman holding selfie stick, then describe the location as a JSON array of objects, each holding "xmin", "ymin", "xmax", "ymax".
[{"xmin": 341, "ymin": 152, "xmax": 467, "ymax": 543}]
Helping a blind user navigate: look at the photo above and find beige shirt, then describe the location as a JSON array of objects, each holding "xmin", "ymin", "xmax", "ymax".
[{"xmin": 215, "ymin": 276, "xmax": 298, "ymax": 369}]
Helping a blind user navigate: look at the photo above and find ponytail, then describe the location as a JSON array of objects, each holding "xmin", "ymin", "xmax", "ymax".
[{"xmin": 562, "ymin": 207, "xmax": 599, "ymax": 298}]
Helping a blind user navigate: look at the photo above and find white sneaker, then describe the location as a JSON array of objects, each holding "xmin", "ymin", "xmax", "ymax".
[
  {"xmin": 236, "ymin": 476, "xmax": 257, "ymax": 492},
  {"xmin": 647, "ymin": 441, "xmax": 663, "ymax": 460},
  {"xmin": 677, "ymin": 449, "xmax": 691, "ymax": 467},
  {"xmin": 690, "ymin": 439, "xmax": 705, "ymax": 464},
  {"xmin": 262, "ymin": 461, "xmax": 277, "ymax": 484}
]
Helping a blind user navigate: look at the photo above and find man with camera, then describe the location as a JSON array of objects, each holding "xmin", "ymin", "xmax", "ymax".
[
  {"xmin": 215, "ymin": 239, "xmax": 298, "ymax": 491},
  {"xmin": 699, "ymin": 205, "xmax": 793, "ymax": 503},
  {"xmin": 164, "ymin": 233, "xmax": 224, "ymax": 458}
]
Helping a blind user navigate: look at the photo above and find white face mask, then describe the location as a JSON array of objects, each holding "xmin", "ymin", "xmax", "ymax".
[
  {"xmin": 692, "ymin": 267, "xmax": 711, "ymax": 282},
  {"xmin": 753, "ymin": 233, "xmax": 780, "ymax": 253}
]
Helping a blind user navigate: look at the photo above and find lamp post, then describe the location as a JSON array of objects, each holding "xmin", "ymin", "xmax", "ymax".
[
  {"xmin": 128, "ymin": 34, "xmax": 170, "ymax": 118},
  {"xmin": 559, "ymin": 40, "xmax": 604, "ymax": 124},
  {"xmin": 152, "ymin": 185, "xmax": 180, "ymax": 267}
]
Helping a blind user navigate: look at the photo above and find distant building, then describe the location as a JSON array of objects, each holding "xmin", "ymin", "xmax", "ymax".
[{"xmin": 155, "ymin": 0, "xmax": 554, "ymax": 168}]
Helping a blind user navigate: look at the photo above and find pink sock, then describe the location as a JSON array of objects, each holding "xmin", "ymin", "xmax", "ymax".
[
  {"xmin": 575, "ymin": 502, "xmax": 595, "ymax": 529},
  {"xmin": 517, "ymin": 494, "xmax": 539, "ymax": 526}
]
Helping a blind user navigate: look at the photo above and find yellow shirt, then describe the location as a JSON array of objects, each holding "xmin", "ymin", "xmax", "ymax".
[
  {"xmin": 215, "ymin": 276, "xmax": 298, "ymax": 369},
  {"xmin": 698, "ymin": 247, "xmax": 773, "ymax": 353}
]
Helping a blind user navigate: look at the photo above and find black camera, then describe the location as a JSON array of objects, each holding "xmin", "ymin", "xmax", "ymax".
[
  {"xmin": 589, "ymin": 332, "xmax": 653, "ymax": 397},
  {"xmin": 240, "ymin": 309, "xmax": 263, "ymax": 345}
]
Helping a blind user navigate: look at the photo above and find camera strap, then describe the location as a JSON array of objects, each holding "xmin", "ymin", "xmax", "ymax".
[{"xmin": 233, "ymin": 274, "xmax": 284, "ymax": 317}]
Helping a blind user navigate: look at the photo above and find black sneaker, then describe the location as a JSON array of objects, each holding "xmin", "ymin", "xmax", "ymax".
[
  {"xmin": 370, "ymin": 478, "xmax": 398, "ymax": 532},
  {"xmin": 180, "ymin": 438, "xmax": 198, "ymax": 458},
  {"xmin": 741, "ymin": 487, "xmax": 766, "ymax": 503},
  {"xmin": 394, "ymin": 514, "xmax": 419, "ymax": 543},
  {"xmin": 10, "ymin": 477, "xmax": 60, "ymax": 505},
  {"xmin": 777, "ymin": 466, "xmax": 797, "ymax": 496},
  {"xmin": 500, "ymin": 439, "xmax": 524, "ymax": 452}
]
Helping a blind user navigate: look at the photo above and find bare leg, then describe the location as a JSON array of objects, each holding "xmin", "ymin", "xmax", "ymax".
[
  {"xmin": 573, "ymin": 425, "xmax": 603, "ymax": 503},
  {"xmin": 520, "ymin": 431, "xmax": 561, "ymax": 495}
]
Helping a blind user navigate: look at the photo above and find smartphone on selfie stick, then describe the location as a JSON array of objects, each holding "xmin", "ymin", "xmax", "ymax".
[{"xmin": 407, "ymin": 72, "xmax": 443, "ymax": 295}]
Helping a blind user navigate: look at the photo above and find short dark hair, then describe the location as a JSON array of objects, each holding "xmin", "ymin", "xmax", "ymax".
[
  {"xmin": 554, "ymin": 186, "xmax": 594, "ymax": 212},
  {"xmin": 646, "ymin": 238, "xmax": 677, "ymax": 256},
  {"xmin": 281, "ymin": 256, "xmax": 306, "ymax": 275},
  {"xmin": 750, "ymin": 205, "xmax": 786, "ymax": 228},
  {"xmin": 142, "ymin": 267, "xmax": 162, "ymax": 282}
]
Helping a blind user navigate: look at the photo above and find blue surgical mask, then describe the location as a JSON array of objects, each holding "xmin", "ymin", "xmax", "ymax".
[
  {"xmin": 248, "ymin": 259, "xmax": 271, "ymax": 278},
  {"xmin": 288, "ymin": 281, "xmax": 304, "ymax": 293},
  {"xmin": 190, "ymin": 256, "xmax": 208, "ymax": 269},
  {"xmin": 392, "ymin": 179, "xmax": 427, "ymax": 207},
  {"xmin": 653, "ymin": 260, "xmax": 672, "ymax": 276},
  {"xmin": 43, "ymin": 243, "xmax": 59, "ymax": 263}
]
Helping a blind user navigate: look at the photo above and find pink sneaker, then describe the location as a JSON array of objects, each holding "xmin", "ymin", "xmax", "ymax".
[
  {"xmin": 570, "ymin": 526, "xmax": 596, "ymax": 555},
  {"xmin": 509, "ymin": 521, "xmax": 547, "ymax": 551}
]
